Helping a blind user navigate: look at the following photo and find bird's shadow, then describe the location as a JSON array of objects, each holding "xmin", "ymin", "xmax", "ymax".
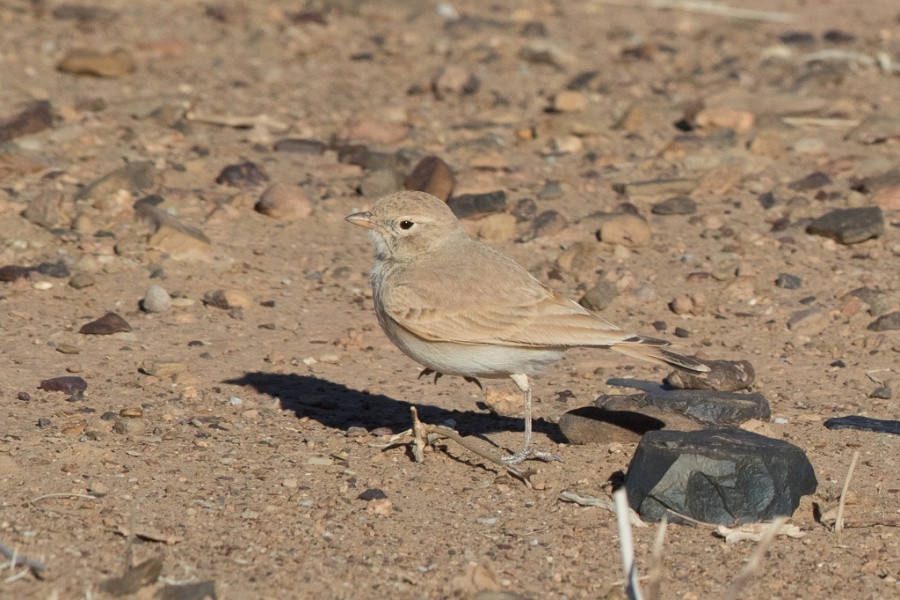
[{"xmin": 223, "ymin": 372, "xmax": 565, "ymax": 448}]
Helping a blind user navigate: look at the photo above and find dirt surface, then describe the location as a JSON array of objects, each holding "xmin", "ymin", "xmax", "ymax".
[{"xmin": 1, "ymin": 0, "xmax": 900, "ymax": 598}]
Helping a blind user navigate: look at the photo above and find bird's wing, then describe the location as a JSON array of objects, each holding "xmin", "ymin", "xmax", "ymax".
[{"xmin": 380, "ymin": 250, "xmax": 638, "ymax": 349}]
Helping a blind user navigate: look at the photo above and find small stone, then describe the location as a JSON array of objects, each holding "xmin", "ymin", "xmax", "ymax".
[
  {"xmin": 613, "ymin": 179, "xmax": 699, "ymax": 196},
  {"xmin": 141, "ymin": 360, "xmax": 186, "ymax": 378},
  {"xmin": 215, "ymin": 161, "xmax": 269, "ymax": 187},
  {"xmin": 867, "ymin": 312, "xmax": 900, "ymax": 332},
  {"xmin": 365, "ymin": 498, "xmax": 392, "ymax": 517},
  {"xmin": 433, "ymin": 65, "xmax": 479, "ymax": 97},
  {"xmin": 665, "ymin": 359, "xmax": 755, "ymax": 392},
  {"xmin": 141, "ymin": 285, "xmax": 171, "ymax": 313},
  {"xmin": 870, "ymin": 386, "xmax": 892, "ymax": 400},
  {"xmin": 404, "ymin": 156, "xmax": 454, "ymax": 201},
  {"xmin": 358, "ymin": 488, "xmax": 388, "ymax": 501},
  {"xmin": 35, "ymin": 260, "xmax": 70, "ymax": 278},
  {"xmin": 579, "ymin": 281, "xmax": 618, "ymax": 312},
  {"xmin": 775, "ymin": 273, "xmax": 802, "ymax": 289},
  {"xmin": 203, "ymin": 289, "xmax": 252, "ymax": 310},
  {"xmin": 255, "ymin": 183, "xmax": 313, "ymax": 220},
  {"xmin": 596, "ymin": 214, "xmax": 652, "ymax": 248},
  {"xmin": 551, "ymin": 135, "xmax": 582, "ymax": 154},
  {"xmin": 518, "ymin": 40, "xmax": 575, "ymax": 70},
  {"xmin": 807, "ymin": 207, "xmax": 884, "ymax": 244},
  {"xmin": 359, "ymin": 168, "xmax": 402, "ymax": 198},
  {"xmin": 669, "ymin": 292, "xmax": 706, "ymax": 316},
  {"xmin": 75, "ymin": 161, "xmax": 157, "ymax": 204},
  {"xmin": 483, "ymin": 388, "xmax": 523, "ymax": 417},
  {"xmin": 537, "ymin": 181, "xmax": 565, "ymax": 200},
  {"xmin": 0, "ymin": 101, "xmax": 53, "ymax": 143},
  {"xmin": 787, "ymin": 306, "xmax": 828, "ymax": 334},
  {"xmin": 56, "ymin": 344, "xmax": 80, "ymax": 355},
  {"xmin": 137, "ymin": 205, "xmax": 213, "ymax": 262},
  {"xmin": 846, "ymin": 115, "xmax": 900, "ymax": 144},
  {"xmin": 518, "ymin": 210, "xmax": 568, "ymax": 242},
  {"xmin": 57, "ymin": 48, "xmax": 136, "ymax": 77},
  {"xmin": 273, "ymin": 138, "xmax": 327, "ymax": 154},
  {"xmin": 119, "ymin": 407, "xmax": 143, "ymax": 418},
  {"xmin": 477, "ymin": 213, "xmax": 517, "ymax": 242},
  {"xmin": 626, "ymin": 429, "xmax": 817, "ymax": 524},
  {"xmin": 0, "ymin": 265, "xmax": 31, "ymax": 282},
  {"xmin": 695, "ymin": 108, "xmax": 755, "ymax": 133},
  {"xmin": 873, "ymin": 184, "xmax": 900, "ymax": 211},
  {"xmin": 789, "ymin": 171, "xmax": 832, "ymax": 191},
  {"xmin": 651, "ymin": 195, "xmax": 696, "ymax": 215},
  {"xmin": 447, "ymin": 191, "xmax": 507, "ymax": 219},
  {"xmin": 80, "ymin": 312, "xmax": 132, "ymax": 335},
  {"xmin": 39, "ymin": 376, "xmax": 88, "ymax": 394},
  {"xmin": 552, "ymin": 90, "xmax": 588, "ymax": 112}
]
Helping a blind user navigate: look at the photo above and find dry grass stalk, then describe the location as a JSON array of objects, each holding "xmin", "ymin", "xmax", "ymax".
[
  {"xmin": 835, "ymin": 450, "xmax": 860, "ymax": 534},
  {"xmin": 613, "ymin": 487, "xmax": 645, "ymax": 600},
  {"xmin": 723, "ymin": 516, "xmax": 789, "ymax": 600}
]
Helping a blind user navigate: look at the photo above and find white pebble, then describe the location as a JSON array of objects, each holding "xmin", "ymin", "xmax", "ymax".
[
  {"xmin": 142, "ymin": 284, "xmax": 171, "ymax": 313},
  {"xmin": 774, "ymin": 417, "xmax": 789, "ymax": 424}
]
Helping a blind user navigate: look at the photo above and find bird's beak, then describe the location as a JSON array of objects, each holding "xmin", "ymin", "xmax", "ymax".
[{"xmin": 345, "ymin": 211, "xmax": 377, "ymax": 230}]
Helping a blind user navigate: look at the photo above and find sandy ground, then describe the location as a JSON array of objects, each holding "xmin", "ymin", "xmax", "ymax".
[{"xmin": 1, "ymin": 0, "xmax": 899, "ymax": 598}]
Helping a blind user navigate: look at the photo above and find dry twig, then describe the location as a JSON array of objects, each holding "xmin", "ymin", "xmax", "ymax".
[
  {"xmin": 614, "ymin": 487, "xmax": 645, "ymax": 600},
  {"xmin": 0, "ymin": 540, "xmax": 46, "ymax": 575},
  {"xmin": 835, "ymin": 450, "xmax": 860, "ymax": 534},
  {"xmin": 594, "ymin": 0, "xmax": 794, "ymax": 23},
  {"xmin": 559, "ymin": 491, "xmax": 648, "ymax": 528}
]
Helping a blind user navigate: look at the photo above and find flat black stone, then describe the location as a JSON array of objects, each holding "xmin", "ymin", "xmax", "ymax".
[
  {"xmin": 626, "ymin": 428, "xmax": 817, "ymax": 524},
  {"xmin": 806, "ymin": 207, "xmax": 884, "ymax": 244},
  {"xmin": 823, "ymin": 415, "xmax": 900, "ymax": 435},
  {"xmin": 447, "ymin": 191, "xmax": 507, "ymax": 219},
  {"xmin": 597, "ymin": 387, "xmax": 770, "ymax": 426}
]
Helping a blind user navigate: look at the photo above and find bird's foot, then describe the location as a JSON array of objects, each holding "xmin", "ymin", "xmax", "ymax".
[
  {"xmin": 417, "ymin": 369, "xmax": 482, "ymax": 390},
  {"xmin": 500, "ymin": 448, "xmax": 563, "ymax": 465}
]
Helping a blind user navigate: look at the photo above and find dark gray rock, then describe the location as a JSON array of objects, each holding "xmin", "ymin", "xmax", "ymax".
[
  {"xmin": 806, "ymin": 207, "xmax": 884, "ymax": 244},
  {"xmin": 39, "ymin": 376, "xmax": 88, "ymax": 394},
  {"xmin": 824, "ymin": 415, "xmax": 900, "ymax": 435},
  {"xmin": 775, "ymin": 273, "xmax": 802, "ymax": 289},
  {"xmin": 626, "ymin": 429, "xmax": 817, "ymax": 524},
  {"xmin": 867, "ymin": 311, "xmax": 900, "ymax": 331},
  {"xmin": 598, "ymin": 385, "xmax": 770, "ymax": 426},
  {"xmin": 788, "ymin": 171, "xmax": 831, "ymax": 191},
  {"xmin": 273, "ymin": 138, "xmax": 327, "ymax": 154},
  {"xmin": 651, "ymin": 195, "xmax": 697, "ymax": 216},
  {"xmin": 447, "ymin": 191, "xmax": 507, "ymax": 219},
  {"xmin": 518, "ymin": 209, "xmax": 568, "ymax": 241}
]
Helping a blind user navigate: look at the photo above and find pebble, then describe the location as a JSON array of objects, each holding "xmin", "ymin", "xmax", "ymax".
[
  {"xmin": 80, "ymin": 312, "xmax": 132, "ymax": 335},
  {"xmin": 867, "ymin": 312, "xmax": 900, "ymax": 332},
  {"xmin": 536, "ymin": 181, "xmax": 565, "ymax": 200},
  {"xmin": 596, "ymin": 213, "xmax": 652, "ymax": 248},
  {"xmin": 138, "ymin": 205, "xmax": 213, "ymax": 261},
  {"xmin": 68, "ymin": 272, "xmax": 96, "ymax": 289},
  {"xmin": 57, "ymin": 47, "xmax": 136, "ymax": 77},
  {"xmin": 0, "ymin": 101, "xmax": 53, "ymax": 143},
  {"xmin": 873, "ymin": 184, "xmax": 900, "ymax": 210},
  {"xmin": 579, "ymin": 280, "xmax": 618, "ymax": 312},
  {"xmin": 404, "ymin": 156, "xmax": 454, "ymax": 201},
  {"xmin": 215, "ymin": 161, "xmax": 270, "ymax": 187},
  {"xmin": 141, "ymin": 285, "xmax": 171, "ymax": 313},
  {"xmin": 477, "ymin": 213, "xmax": 517, "ymax": 242},
  {"xmin": 669, "ymin": 292, "xmax": 706, "ymax": 316},
  {"xmin": 483, "ymin": 388, "xmax": 523, "ymax": 417},
  {"xmin": 806, "ymin": 206, "xmax": 884, "ymax": 244},
  {"xmin": 551, "ymin": 135, "xmax": 582, "ymax": 154},
  {"xmin": 786, "ymin": 306, "xmax": 827, "ymax": 334},
  {"xmin": 665, "ymin": 359, "xmax": 755, "ymax": 392},
  {"xmin": 39, "ymin": 376, "xmax": 88, "ymax": 394},
  {"xmin": 694, "ymin": 108, "xmax": 755, "ymax": 133},
  {"xmin": 359, "ymin": 168, "xmax": 402, "ymax": 198},
  {"xmin": 273, "ymin": 138, "xmax": 327, "ymax": 154},
  {"xmin": 518, "ymin": 210, "xmax": 568, "ymax": 241},
  {"xmin": 0, "ymin": 265, "xmax": 31, "ymax": 282},
  {"xmin": 651, "ymin": 195, "xmax": 696, "ymax": 216},
  {"xmin": 433, "ymin": 65, "xmax": 479, "ymax": 97},
  {"xmin": 613, "ymin": 178, "xmax": 697, "ymax": 197},
  {"xmin": 204, "ymin": 289, "xmax": 252, "ymax": 310},
  {"xmin": 775, "ymin": 273, "xmax": 802, "ymax": 289},
  {"xmin": 846, "ymin": 115, "xmax": 900, "ymax": 144},
  {"xmin": 76, "ymin": 161, "xmax": 157, "ymax": 204},
  {"xmin": 447, "ymin": 191, "xmax": 507, "ymax": 219},
  {"xmin": 552, "ymin": 90, "xmax": 588, "ymax": 112},
  {"xmin": 518, "ymin": 40, "xmax": 575, "ymax": 69},
  {"xmin": 255, "ymin": 183, "xmax": 313, "ymax": 220}
]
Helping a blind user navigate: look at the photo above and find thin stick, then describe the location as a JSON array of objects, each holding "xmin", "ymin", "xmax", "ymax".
[
  {"xmin": 30, "ymin": 493, "xmax": 97, "ymax": 506},
  {"xmin": 594, "ymin": 0, "xmax": 794, "ymax": 23},
  {"xmin": 645, "ymin": 516, "xmax": 668, "ymax": 600},
  {"xmin": 723, "ymin": 516, "xmax": 788, "ymax": 600},
  {"xmin": 835, "ymin": 450, "xmax": 860, "ymax": 534},
  {"xmin": 613, "ymin": 487, "xmax": 645, "ymax": 600}
]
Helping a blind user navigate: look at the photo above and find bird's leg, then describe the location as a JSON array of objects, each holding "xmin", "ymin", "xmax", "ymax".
[{"xmin": 501, "ymin": 373, "xmax": 562, "ymax": 464}]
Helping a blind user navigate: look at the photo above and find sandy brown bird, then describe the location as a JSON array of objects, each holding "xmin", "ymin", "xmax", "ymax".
[{"xmin": 347, "ymin": 191, "xmax": 708, "ymax": 464}]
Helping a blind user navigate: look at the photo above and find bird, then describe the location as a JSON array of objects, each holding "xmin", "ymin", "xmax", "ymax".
[{"xmin": 346, "ymin": 191, "xmax": 708, "ymax": 464}]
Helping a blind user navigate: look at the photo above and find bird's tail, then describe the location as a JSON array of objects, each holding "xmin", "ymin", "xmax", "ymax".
[{"xmin": 611, "ymin": 335, "xmax": 709, "ymax": 372}]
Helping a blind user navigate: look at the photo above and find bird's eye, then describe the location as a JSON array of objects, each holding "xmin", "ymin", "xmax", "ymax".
[{"xmin": 399, "ymin": 220, "xmax": 414, "ymax": 230}]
